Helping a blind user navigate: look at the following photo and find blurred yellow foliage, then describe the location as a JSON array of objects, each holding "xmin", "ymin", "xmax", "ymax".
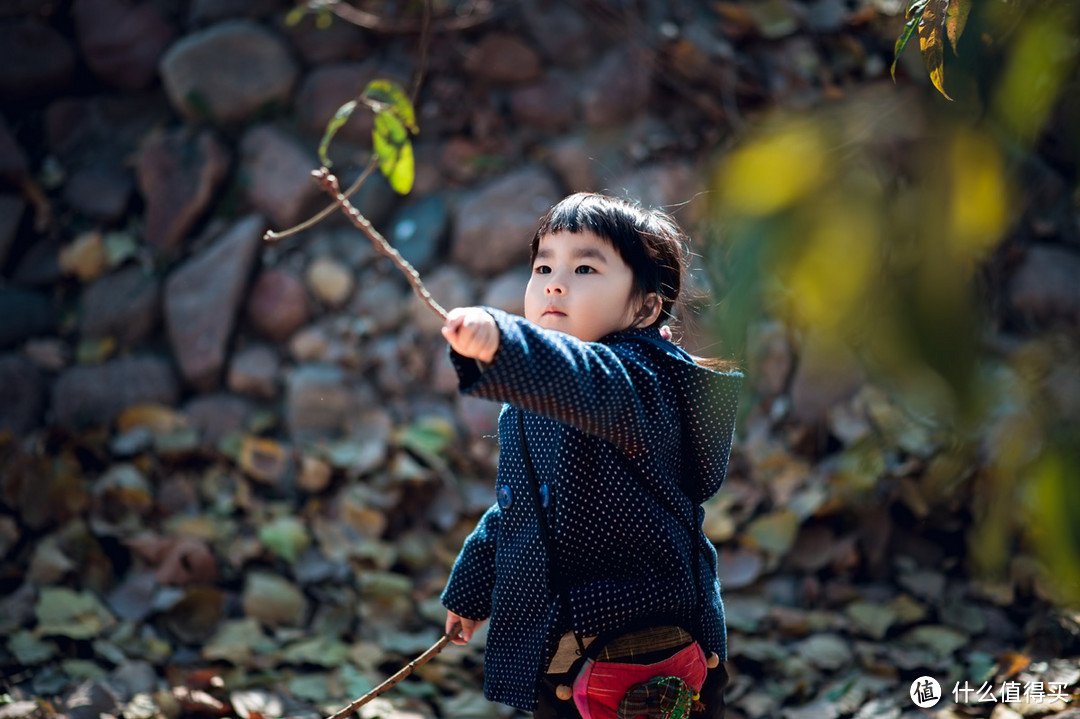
[
  {"xmin": 946, "ymin": 132, "xmax": 1007, "ymax": 259},
  {"xmin": 717, "ymin": 122, "xmax": 827, "ymax": 215}
]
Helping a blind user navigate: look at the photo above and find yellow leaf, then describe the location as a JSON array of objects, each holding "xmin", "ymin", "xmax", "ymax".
[
  {"xmin": 917, "ymin": 0, "xmax": 952, "ymax": 100},
  {"xmin": 59, "ymin": 231, "xmax": 108, "ymax": 282},
  {"xmin": 116, "ymin": 404, "xmax": 188, "ymax": 434},
  {"xmin": 945, "ymin": 0, "xmax": 971, "ymax": 54},
  {"xmin": 239, "ymin": 436, "xmax": 290, "ymax": 484}
]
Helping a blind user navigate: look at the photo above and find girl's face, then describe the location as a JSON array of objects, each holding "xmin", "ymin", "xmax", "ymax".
[{"xmin": 524, "ymin": 230, "xmax": 642, "ymax": 342}]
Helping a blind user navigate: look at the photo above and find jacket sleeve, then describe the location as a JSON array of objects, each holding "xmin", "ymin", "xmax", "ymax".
[
  {"xmin": 441, "ymin": 503, "xmax": 500, "ymax": 621},
  {"xmin": 449, "ymin": 308, "xmax": 667, "ymax": 456}
]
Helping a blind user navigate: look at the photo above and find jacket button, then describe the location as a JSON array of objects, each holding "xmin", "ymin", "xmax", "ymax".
[
  {"xmin": 539, "ymin": 484, "xmax": 550, "ymax": 508},
  {"xmin": 497, "ymin": 485, "xmax": 513, "ymax": 508}
]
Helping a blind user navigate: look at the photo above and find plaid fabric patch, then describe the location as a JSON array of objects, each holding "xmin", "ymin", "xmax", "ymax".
[{"xmin": 617, "ymin": 676, "xmax": 693, "ymax": 719}]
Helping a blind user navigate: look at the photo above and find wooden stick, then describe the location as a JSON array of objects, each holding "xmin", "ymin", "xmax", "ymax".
[
  {"xmin": 326, "ymin": 623, "xmax": 462, "ymax": 719},
  {"xmin": 313, "ymin": 168, "xmax": 448, "ymax": 321}
]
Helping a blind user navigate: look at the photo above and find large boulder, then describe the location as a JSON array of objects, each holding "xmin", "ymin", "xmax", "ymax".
[
  {"xmin": 451, "ymin": 166, "xmax": 560, "ymax": 275},
  {"xmin": 136, "ymin": 128, "xmax": 230, "ymax": 256},
  {"xmin": 159, "ymin": 20, "xmax": 299, "ymax": 127},
  {"xmin": 52, "ymin": 356, "xmax": 179, "ymax": 428},
  {"xmin": 239, "ymin": 125, "xmax": 321, "ymax": 230},
  {"xmin": 164, "ymin": 216, "xmax": 264, "ymax": 390},
  {"xmin": 72, "ymin": 0, "xmax": 174, "ymax": 91},
  {"xmin": 0, "ymin": 19, "xmax": 75, "ymax": 102}
]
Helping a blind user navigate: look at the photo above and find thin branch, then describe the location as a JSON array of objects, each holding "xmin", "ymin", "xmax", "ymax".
[
  {"xmin": 265, "ymin": 0, "xmax": 433, "ymax": 244},
  {"xmin": 264, "ymin": 159, "xmax": 378, "ymax": 242},
  {"xmin": 313, "ymin": 168, "xmax": 448, "ymax": 320},
  {"xmin": 326, "ymin": 623, "xmax": 462, "ymax": 719},
  {"xmin": 324, "ymin": 0, "xmax": 494, "ymax": 34}
]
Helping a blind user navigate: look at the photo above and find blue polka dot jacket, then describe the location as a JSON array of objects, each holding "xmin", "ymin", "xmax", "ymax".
[{"xmin": 441, "ymin": 308, "xmax": 742, "ymax": 712}]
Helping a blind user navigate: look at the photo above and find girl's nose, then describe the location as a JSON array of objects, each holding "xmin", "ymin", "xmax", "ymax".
[{"xmin": 545, "ymin": 275, "xmax": 565, "ymax": 294}]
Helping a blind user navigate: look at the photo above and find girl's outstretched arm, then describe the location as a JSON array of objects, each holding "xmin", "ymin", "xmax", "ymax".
[{"xmin": 446, "ymin": 307, "xmax": 676, "ymax": 456}]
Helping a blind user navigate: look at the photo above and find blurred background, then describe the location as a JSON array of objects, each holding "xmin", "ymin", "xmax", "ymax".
[{"xmin": 1, "ymin": 0, "xmax": 1078, "ymax": 717}]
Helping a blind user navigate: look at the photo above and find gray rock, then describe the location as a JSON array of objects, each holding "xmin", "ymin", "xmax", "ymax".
[
  {"xmin": 73, "ymin": 0, "xmax": 173, "ymax": 91},
  {"xmin": 1010, "ymin": 244, "xmax": 1080, "ymax": 332},
  {"xmin": 62, "ymin": 165, "xmax": 133, "ymax": 221},
  {"xmin": 11, "ymin": 237, "xmax": 63, "ymax": 288},
  {"xmin": 463, "ymin": 33, "xmax": 543, "ymax": 85},
  {"xmin": 184, "ymin": 393, "xmax": 255, "ymax": 449},
  {"xmin": 610, "ymin": 162, "xmax": 702, "ymax": 215},
  {"xmin": 239, "ymin": 124, "xmax": 321, "ymax": 230},
  {"xmin": 0, "ymin": 19, "xmax": 76, "ymax": 102},
  {"xmin": 45, "ymin": 94, "xmax": 171, "ymax": 174},
  {"xmin": 80, "ymin": 265, "xmax": 161, "ymax": 348},
  {"xmin": 349, "ymin": 275, "xmax": 408, "ymax": 335},
  {"xmin": 387, "ymin": 193, "xmax": 448, "ymax": 272},
  {"xmin": 228, "ymin": 344, "xmax": 280, "ymax": 399},
  {"xmin": 520, "ymin": 0, "xmax": 593, "ymax": 68},
  {"xmin": 482, "ymin": 268, "xmax": 529, "ymax": 316},
  {"xmin": 0, "ymin": 354, "xmax": 45, "ymax": 435},
  {"xmin": 583, "ymin": 48, "xmax": 652, "ymax": 128},
  {"xmin": 451, "ymin": 166, "xmax": 560, "ymax": 275},
  {"xmin": 412, "ymin": 266, "xmax": 478, "ymax": 335},
  {"xmin": 0, "ymin": 194, "xmax": 26, "ymax": 270},
  {"xmin": 65, "ymin": 681, "xmax": 120, "ymax": 719},
  {"xmin": 159, "ymin": 19, "xmax": 299, "ymax": 127},
  {"xmin": 136, "ymin": 127, "xmax": 230, "ymax": 256},
  {"xmin": 511, "ymin": 74, "xmax": 577, "ymax": 133},
  {"xmin": 188, "ymin": 0, "xmax": 284, "ymax": 24},
  {"xmin": 294, "ymin": 62, "xmax": 378, "ymax": 143},
  {"xmin": 0, "ymin": 289, "xmax": 53, "ymax": 349},
  {"xmin": 286, "ymin": 364, "xmax": 351, "ymax": 440},
  {"xmin": 165, "ymin": 215, "xmax": 264, "ymax": 390},
  {"xmin": 284, "ymin": 13, "xmax": 370, "ymax": 66},
  {"xmin": 107, "ymin": 660, "xmax": 158, "ymax": 702},
  {"xmin": 246, "ymin": 269, "xmax": 310, "ymax": 342},
  {"xmin": 51, "ymin": 355, "xmax": 179, "ymax": 428},
  {"xmin": 545, "ymin": 134, "xmax": 601, "ymax": 193}
]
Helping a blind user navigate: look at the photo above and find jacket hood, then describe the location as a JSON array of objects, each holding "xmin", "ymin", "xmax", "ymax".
[{"xmin": 620, "ymin": 330, "xmax": 743, "ymax": 504}]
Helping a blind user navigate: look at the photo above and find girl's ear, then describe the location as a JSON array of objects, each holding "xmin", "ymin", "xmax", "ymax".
[{"xmin": 634, "ymin": 292, "xmax": 663, "ymax": 328}]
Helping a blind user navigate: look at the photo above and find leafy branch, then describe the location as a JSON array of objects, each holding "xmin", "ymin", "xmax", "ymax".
[
  {"xmin": 266, "ymin": 1, "xmax": 448, "ymax": 321},
  {"xmin": 893, "ymin": 0, "xmax": 971, "ymax": 100}
]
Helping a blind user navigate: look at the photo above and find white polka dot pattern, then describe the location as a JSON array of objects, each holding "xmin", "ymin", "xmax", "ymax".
[{"xmin": 442, "ymin": 308, "xmax": 742, "ymax": 712}]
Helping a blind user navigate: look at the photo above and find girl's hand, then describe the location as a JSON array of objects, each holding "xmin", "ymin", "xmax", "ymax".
[
  {"xmin": 446, "ymin": 610, "xmax": 487, "ymax": 645},
  {"xmin": 442, "ymin": 307, "xmax": 500, "ymax": 364}
]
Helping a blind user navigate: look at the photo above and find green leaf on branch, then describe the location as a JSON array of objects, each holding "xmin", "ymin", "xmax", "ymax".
[
  {"xmin": 318, "ymin": 100, "xmax": 358, "ymax": 168},
  {"xmin": 372, "ymin": 108, "xmax": 416, "ymax": 195},
  {"xmin": 893, "ymin": 0, "xmax": 928, "ymax": 80},
  {"xmin": 363, "ymin": 79, "xmax": 418, "ymax": 195},
  {"xmin": 363, "ymin": 79, "xmax": 418, "ymax": 134},
  {"xmin": 317, "ymin": 78, "xmax": 418, "ymax": 193}
]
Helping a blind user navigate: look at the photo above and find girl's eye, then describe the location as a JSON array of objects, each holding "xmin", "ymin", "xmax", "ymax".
[
  {"xmin": 575, "ymin": 265, "xmax": 596, "ymax": 274},
  {"xmin": 534, "ymin": 264, "xmax": 550, "ymax": 274}
]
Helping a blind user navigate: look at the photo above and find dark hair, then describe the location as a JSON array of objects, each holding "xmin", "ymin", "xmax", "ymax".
[{"xmin": 530, "ymin": 192, "xmax": 689, "ymax": 329}]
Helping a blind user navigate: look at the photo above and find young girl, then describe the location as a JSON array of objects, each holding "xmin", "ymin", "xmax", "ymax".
[{"xmin": 440, "ymin": 193, "xmax": 741, "ymax": 719}]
